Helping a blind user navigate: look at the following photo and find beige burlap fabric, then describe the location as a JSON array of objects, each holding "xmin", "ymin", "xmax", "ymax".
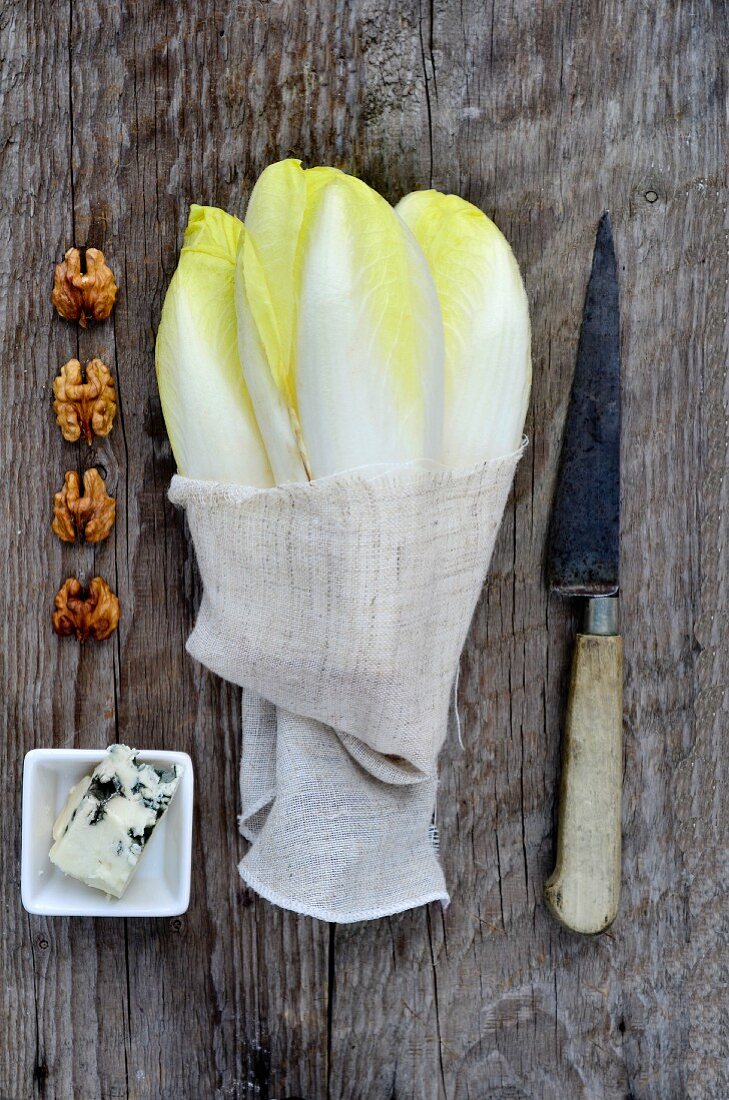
[{"xmin": 169, "ymin": 446, "xmax": 523, "ymax": 922}]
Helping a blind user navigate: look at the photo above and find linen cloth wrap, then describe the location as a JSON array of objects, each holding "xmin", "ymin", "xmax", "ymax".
[{"xmin": 169, "ymin": 446, "xmax": 522, "ymax": 923}]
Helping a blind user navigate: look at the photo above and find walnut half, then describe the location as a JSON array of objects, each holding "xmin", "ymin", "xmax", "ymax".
[
  {"xmin": 52, "ymin": 577, "xmax": 120, "ymax": 643},
  {"xmin": 52, "ymin": 247, "xmax": 118, "ymax": 327},
  {"xmin": 53, "ymin": 358, "xmax": 117, "ymax": 444},
  {"xmin": 52, "ymin": 469, "xmax": 116, "ymax": 544}
]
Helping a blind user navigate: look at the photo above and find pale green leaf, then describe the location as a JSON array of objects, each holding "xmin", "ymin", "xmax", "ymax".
[
  {"xmin": 155, "ymin": 205, "xmax": 273, "ymax": 486},
  {"xmin": 396, "ymin": 190, "xmax": 531, "ymax": 465},
  {"xmin": 247, "ymin": 169, "xmax": 444, "ymax": 478}
]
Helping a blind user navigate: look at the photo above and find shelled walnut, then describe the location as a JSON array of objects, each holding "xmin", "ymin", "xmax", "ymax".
[
  {"xmin": 52, "ymin": 577, "xmax": 120, "ymax": 643},
  {"xmin": 53, "ymin": 358, "xmax": 117, "ymax": 444},
  {"xmin": 51, "ymin": 247, "xmax": 118, "ymax": 327},
  {"xmin": 52, "ymin": 469, "xmax": 116, "ymax": 544}
]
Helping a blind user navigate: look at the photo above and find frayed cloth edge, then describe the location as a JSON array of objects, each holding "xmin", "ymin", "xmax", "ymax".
[{"xmin": 237, "ymin": 861, "xmax": 450, "ymax": 924}]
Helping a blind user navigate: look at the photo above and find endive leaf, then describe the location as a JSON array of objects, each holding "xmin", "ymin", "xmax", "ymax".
[
  {"xmin": 235, "ymin": 161, "xmax": 343, "ymax": 483},
  {"xmin": 242, "ymin": 159, "xmax": 342, "ymax": 399},
  {"xmin": 236, "ymin": 229, "xmax": 311, "ymax": 484},
  {"xmin": 155, "ymin": 205, "xmax": 273, "ymax": 486},
  {"xmin": 395, "ymin": 190, "xmax": 531, "ymax": 465},
  {"xmin": 240, "ymin": 159, "xmax": 307, "ymax": 401},
  {"xmin": 295, "ymin": 174, "xmax": 444, "ymax": 477}
]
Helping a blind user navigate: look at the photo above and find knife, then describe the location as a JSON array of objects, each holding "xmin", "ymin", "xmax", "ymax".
[{"xmin": 544, "ymin": 212, "xmax": 622, "ymax": 935}]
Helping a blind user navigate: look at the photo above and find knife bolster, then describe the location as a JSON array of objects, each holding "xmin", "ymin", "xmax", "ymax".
[
  {"xmin": 545, "ymin": 631, "xmax": 623, "ymax": 934},
  {"xmin": 584, "ymin": 595, "xmax": 619, "ymax": 636}
]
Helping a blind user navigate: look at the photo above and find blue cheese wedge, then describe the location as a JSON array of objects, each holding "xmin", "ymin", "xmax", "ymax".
[{"xmin": 49, "ymin": 745, "xmax": 183, "ymax": 899}]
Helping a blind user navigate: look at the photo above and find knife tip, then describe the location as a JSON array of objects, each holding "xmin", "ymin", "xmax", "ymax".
[{"xmin": 594, "ymin": 211, "xmax": 616, "ymax": 266}]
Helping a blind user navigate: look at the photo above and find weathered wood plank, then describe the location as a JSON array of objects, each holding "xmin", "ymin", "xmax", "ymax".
[
  {"xmin": 61, "ymin": 2, "xmax": 336, "ymax": 1098},
  {"xmin": 0, "ymin": 1, "xmax": 726, "ymax": 1099},
  {"xmin": 329, "ymin": 1, "xmax": 728, "ymax": 1098},
  {"xmin": 0, "ymin": 3, "xmax": 132, "ymax": 1098}
]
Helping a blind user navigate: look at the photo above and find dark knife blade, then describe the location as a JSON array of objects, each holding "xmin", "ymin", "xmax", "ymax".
[{"xmin": 547, "ymin": 212, "xmax": 620, "ymax": 596}]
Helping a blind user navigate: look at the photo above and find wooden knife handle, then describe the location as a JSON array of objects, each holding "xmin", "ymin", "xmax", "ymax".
[{"xmin": 544, "ymin": 632, "xmax": 623, "ymax": 934}]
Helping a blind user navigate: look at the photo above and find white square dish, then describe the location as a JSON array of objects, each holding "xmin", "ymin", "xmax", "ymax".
[{"xmin": 21, "ymin": 747, "xmax": 194, "ymax": 917}]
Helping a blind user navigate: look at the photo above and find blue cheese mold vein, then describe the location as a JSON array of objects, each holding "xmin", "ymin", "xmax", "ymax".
[{"xmin": 49, "ymin": 745, "xmax": 183, "ymax": 899}]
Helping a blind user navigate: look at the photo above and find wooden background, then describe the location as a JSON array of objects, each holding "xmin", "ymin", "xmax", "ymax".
[{"xmin": 1, "ymin": 1, "xmax": 726, "ymax": 1097}]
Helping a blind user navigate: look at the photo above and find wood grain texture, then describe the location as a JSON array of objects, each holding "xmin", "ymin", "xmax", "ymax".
[{"xmin": 0, "ymin": 1, "xmax": 726, "ymax": 1098}]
